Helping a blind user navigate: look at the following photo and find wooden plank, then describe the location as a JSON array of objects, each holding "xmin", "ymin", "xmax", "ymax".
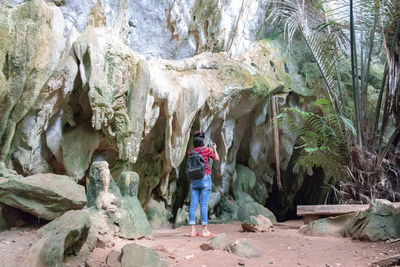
[
  {"xmin": 297, "ymin": 204, "xmax": 369, "ymax": 216},
  {"xmin": 371, "ymin": 254, "xmax": 400, "ymax": 267},
  {"xmin": 297, "ymin": 203, "xmax": 400, "ymax": 217}
]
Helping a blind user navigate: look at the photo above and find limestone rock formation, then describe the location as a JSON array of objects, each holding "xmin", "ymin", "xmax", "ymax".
[
  {"xmin": 233, "ymin": 165, "xmax": 277, "ymax": 223},
  {"xmin": 87, "ymin": 161, "xmax": 152, "ymax": 239},
  {"xmin": 27, "ymin": 210, "xmax": 93, "ymax": 267},
  {"xmin": 299, "ymin": 199, "xmax": 400, "ymax": 241},
  {"xmin": 0, "ymin": 173, "xmax": 86, "ymax": 220},
  {"xmin": 0, "ymin": 0, "xmax": 333, "ymax": 228}
]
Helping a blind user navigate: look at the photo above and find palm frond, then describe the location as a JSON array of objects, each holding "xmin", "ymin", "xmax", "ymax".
[{"xmin": 279, "ymin": 99, "xmax": 352, "ymax": 176}]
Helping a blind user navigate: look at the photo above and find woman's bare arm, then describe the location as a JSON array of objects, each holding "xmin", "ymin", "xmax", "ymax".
[{"xmin": 213, "ymin": 143, "xmax": 220, "ymax": 161}]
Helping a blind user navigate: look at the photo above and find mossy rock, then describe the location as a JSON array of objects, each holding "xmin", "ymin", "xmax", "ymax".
[
  {"xmin": 174, "ymin": 205, "xmax": 189, "ymax": 228},
  {"xmin": 0, "ymin": 174, "xmax": 86, "ymax": 220},
  {"xmin": 200, "ymin": 233, "xmax": 230, "ymax": 251},
  {"xmin": 145, "ymin": 197, "xmax": 172, "ymax": 228},
  {"xmin": 300, "ymin": 200, "xmax": 400, "ymax": 241},
  {"xmin": 27, "ymin": 210, "xmax": 91, "ymax": 267},
  {"xmin": 215, "ymin": 195, "xmax": 239, "ymax": 221},
  {"xmin": 120, "ymin": 243, "xmax": 167, "ymax": 267},
  {"xmin": 237, "ymin": 199, "xmax": 277, "ymax": 223},
  {"xmin": 232, "ymin": 164, "xmax": 257, "ymax": 200},
  {"xmin": 111, "ymin": 197, "xmax": 152, "ymax": 239},
  {"xmin": 345, "ymin": 207, "xmax": 400, "ymax": 241},
  {"xmin": 227, "ymin": 238, "xmax": 260, "ymax": 258}
]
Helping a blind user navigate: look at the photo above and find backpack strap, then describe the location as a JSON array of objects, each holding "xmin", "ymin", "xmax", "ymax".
[{"xmin": 196, "ymin": 146, "xmax": 205, "ymax": 155}]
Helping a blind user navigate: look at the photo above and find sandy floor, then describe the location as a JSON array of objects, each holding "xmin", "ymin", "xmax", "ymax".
[
  {"xmin": 87, "ymin": 220, "xmax": 400, "ymax": 267},
  {"xmin": 1, "ymin": 221, "xmax": 399, "ymax": 267}
]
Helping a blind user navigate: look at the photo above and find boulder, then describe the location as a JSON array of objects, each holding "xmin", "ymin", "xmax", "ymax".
[
  {"xmin": 242, "ymin": 215, "xmax": 273, "ymax": 232},
  {"xmin": 113, "ymin": 197, "xmax": 152, "ymax": 239},
  {"xmin": 227, "ymin": 238, "xmax": 260, "ymax": 258},
  {"xmin": 233, "ymin": 164, "xmax": 257, "ymax": 197},
  {"xmin": 174, "ymin": 205, "xmax": 189, "ymax": 228},
  {"xmin": 0, "ymin": 174, "xmax": 86, "ymax": 220},
  {"xmin": 27, "ymin": 210, "xmax": 92, "ymax": 267},
  {"xmin": 120, "ymin": 243, "xmax": 167, "ymax": 267},
  {"xmin": 106, "ymin": 250, "xmax": 122, "ymax": 267},
  {"xmin": 237, "ymin": 197, "xmax": 277, "ymax": 223},
  {"xmin": 215, "ymin": 195, "xmax": 239, "ymax": 222},
  {"xmin": 345, "ymin": 203, "xmax": 400, "ymax": 241},
  {"xmin": 299, "ymin": 213, "xmax": 355, "ymax": 237},
  {"xmin": 85, "ymin": 209, "xmax": 115, "ymax": 248},
  {"xmin": 300, "ymin": 199, "xmax": 400, "ymax": 241},
  {"xmin": 145, "ymin": 197, "xmax": 172, "ymax": 228},
  {"xmin": 200, "ymin": 233, "xmax": 230, "ymax": 251}
]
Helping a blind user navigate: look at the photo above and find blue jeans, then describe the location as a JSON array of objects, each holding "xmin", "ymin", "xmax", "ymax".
[{"xmin": 189, "ymin": 174, "xmax": 212, "ymax": 225}]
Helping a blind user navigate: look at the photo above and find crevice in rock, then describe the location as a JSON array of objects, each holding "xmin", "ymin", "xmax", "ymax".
[
  {"xmin": 171, "ymin": 114, "xmax": 200, "ymax": 221},
  {"xmin": 82, "ymin": 51, "xmax": 91, "ymax": 82},
  {"xmin": 2, "ymin": 53, "xmax": 9, "ymax": 81},
  {"xmin": 1, "ymin": 203, "xmax": 48, "ymax": 229},
  {"xmin": 133, "ymin": 100, "xmax": 167, "ymax": 207}
]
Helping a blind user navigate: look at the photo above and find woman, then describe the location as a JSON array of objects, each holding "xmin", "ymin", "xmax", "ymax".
[{"xmin": 188, "ymin": 130, "xmax": 219, "ymax": 237}]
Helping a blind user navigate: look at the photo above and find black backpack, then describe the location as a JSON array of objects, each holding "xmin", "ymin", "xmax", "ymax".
[{"xmin": 186, "ymin": 147, "xmax": 206, "ymax": 179}]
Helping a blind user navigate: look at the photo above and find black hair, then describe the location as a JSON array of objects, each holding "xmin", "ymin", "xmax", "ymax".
[
  {"xmin": 193, "ymin": 136, "xmax": 204, "ymax": 147},
  {"xmin": 193, "ymin": 130, "xmax": 205, "ymax": 138}
]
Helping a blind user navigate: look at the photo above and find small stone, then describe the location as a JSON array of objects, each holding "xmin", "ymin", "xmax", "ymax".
[
  {"xmin": 227, "ymin": 239, "xmax": 260, "ymax": 258},
  {"xmin": 200, "ymin": 233, "xmax": 230, "ymax": 251},
  {"xmin": 121, "ymin": 243, "xmax": 167, "ymax": 267},
  {"xmin": 238, "ymin": 260, "xmax": 245, "ymax": 265},
  {"xmin": 106, "ymin": 250, "xmax": 121, "ymax": 266},
  {"xmin": 184, "ymin": 255, "xmax": 194, "ymax": 259}
]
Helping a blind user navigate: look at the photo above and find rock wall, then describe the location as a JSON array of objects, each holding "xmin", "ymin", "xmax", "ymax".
[{"xmin": 0, "ymin": 0, "xmax": 328, "ymax": 225}]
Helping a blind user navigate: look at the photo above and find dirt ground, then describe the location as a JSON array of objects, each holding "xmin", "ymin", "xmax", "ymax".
[{"xmin": 1, "ymin": 220, "xmax": 399, "ymax": 267}]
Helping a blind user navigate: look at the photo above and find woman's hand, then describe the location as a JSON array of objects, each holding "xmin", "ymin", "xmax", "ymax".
[{"xmin": 212, "ymin": 143, "xmax": 220, "ymax": 161}]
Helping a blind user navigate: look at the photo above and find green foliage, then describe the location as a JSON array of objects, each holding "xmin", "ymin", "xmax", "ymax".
[{"xmin": 279, "ymin": 99, "xmax": 352, "ymax": 176}]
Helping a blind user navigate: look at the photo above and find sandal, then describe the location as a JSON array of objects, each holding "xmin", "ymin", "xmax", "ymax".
[
  {"xmin": 189, "ymin": 232, "xmax": 200, "ymax": 237},
  {"xmin": 201, "ymin": 231, "xmax": 215, "ymax": 237}
]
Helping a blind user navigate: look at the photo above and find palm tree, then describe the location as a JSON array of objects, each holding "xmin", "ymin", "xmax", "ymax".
[{"xmin": 269, "ymin": 0, "xmax": 400, "ymax": 202}]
